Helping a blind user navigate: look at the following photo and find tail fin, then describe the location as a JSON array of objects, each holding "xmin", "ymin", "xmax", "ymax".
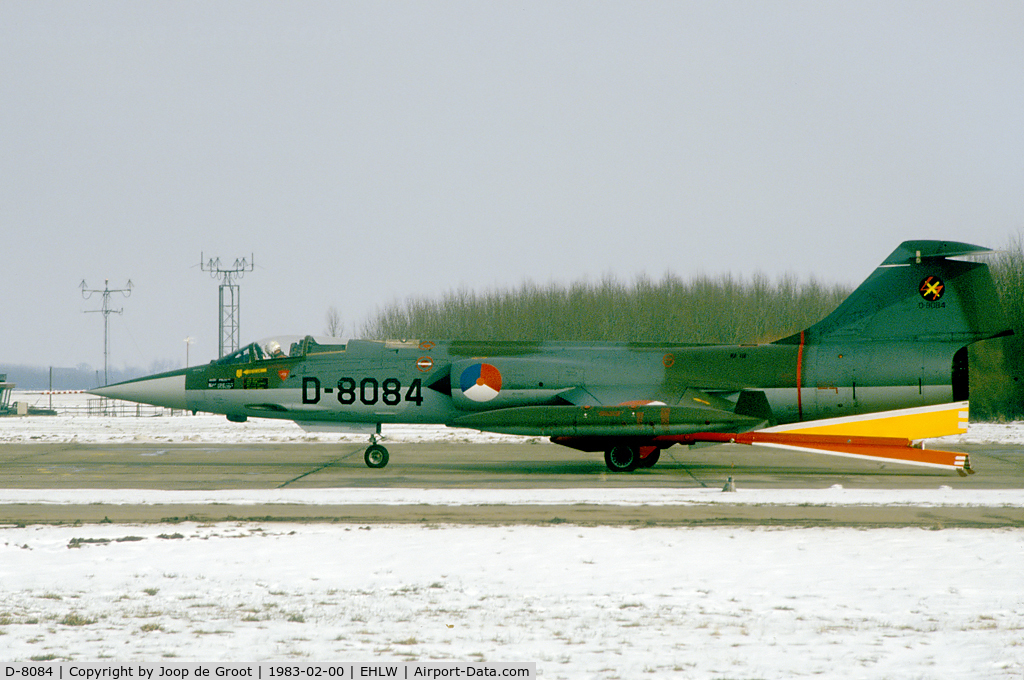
[{"xmin": 778, "ymin": 240, "xmax": 1012, "ymax": 345}]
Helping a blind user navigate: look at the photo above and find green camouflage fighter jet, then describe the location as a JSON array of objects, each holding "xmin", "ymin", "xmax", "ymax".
[{"xmin": 91, "ymin": 240, "xmax": 1011, "ymax": 474}]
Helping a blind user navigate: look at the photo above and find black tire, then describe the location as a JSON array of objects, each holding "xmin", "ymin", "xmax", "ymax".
[
  {"xmin": 639, "ymin": 449, "xmax": 661, "ymax": 468},
  {"xmin": 364, "ymin": 444, "xmax": 389, "ymax": 469},
  {"xmin": 604, "ymin": 445, "xmax": 639, "ymax": 472}
]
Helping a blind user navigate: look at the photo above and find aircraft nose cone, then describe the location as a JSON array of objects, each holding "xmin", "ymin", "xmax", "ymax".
[{"xmin": 88, "ymin": 373, "xmax": 188, "ymax": 411}]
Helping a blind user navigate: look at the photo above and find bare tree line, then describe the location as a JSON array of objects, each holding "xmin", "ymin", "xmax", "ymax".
[
  {"xmin": 971, "ymin": 235, "xmax": 1024, "ymax": 419},
  {"xmin": 361, "ymin": 272, "xmax": 850, "ymax": 345}
]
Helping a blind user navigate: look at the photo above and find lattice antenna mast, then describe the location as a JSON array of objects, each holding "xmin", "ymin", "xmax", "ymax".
[
  {"xmin": 80, "ymin": 278, "xmax": 133, "ymax": 386},
  {"xmin": 200, "ymin": 254, "xmax": 254, "ymax": 358}
]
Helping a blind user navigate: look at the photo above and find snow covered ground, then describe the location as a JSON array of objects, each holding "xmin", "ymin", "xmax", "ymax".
[
  {"xmin": 0, "ymin": 524, "xmax": 1021, "ymax": 678},
  {"xmin": 2, "ymin": 487, "xmax": 1024, "ymax": 509},
  {"xmin": 1, "ymin": 392, "xmax": 1023, "ymax": 676}
]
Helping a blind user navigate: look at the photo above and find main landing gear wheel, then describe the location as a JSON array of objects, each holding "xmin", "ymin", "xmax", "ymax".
[
  {"xmin": 639, "ymin": 449, "xmax": 661, "ymax": 468},
  {"xmin": 364, "ymin": 444, "xmax": 389, "ymax": 469},
  {"xmin": 604, "ymin": 445, "xmax": 639, "ymax": 472}
]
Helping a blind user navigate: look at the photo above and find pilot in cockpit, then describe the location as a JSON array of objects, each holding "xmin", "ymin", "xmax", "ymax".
[{"xmin": 266, "ymin": 340, "xmax": 286, "ymax": 359}]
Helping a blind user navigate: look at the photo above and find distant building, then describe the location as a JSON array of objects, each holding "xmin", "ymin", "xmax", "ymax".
[{"xmin": 0, "ymin": 374, "xmax": 17, "ymax": 415}]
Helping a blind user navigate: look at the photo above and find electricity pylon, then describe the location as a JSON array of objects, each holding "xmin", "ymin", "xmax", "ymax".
[
  {"xmin": 80, "ymin": 279, "xmax": 133, "ymax": 386},
  {"xmin": 200, "ymin": 254, "xmax": 254, "ymax": 358}
]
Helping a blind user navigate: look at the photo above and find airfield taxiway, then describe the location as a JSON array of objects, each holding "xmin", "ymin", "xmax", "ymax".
[{"xmin": 1, "ymin": 441, "xmax": 1021, "ymax": 527}]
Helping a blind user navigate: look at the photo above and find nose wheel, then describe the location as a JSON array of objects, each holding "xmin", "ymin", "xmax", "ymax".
[
  {"xmin": 364, "ymin": 443, "xmax": 389, "ymax": 468},
  {"xmin": 364, "ymin": 428, "xmax": 389, "ymax": 469}
]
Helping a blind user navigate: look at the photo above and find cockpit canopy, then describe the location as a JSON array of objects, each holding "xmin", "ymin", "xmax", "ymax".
[{"xmin": 213, "ymin": 335, "xmax": 347, "ymax": 365}]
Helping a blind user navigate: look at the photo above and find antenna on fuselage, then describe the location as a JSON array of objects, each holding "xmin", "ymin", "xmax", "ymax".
[{"xmin": 200, "ymin": 254, "xmax": 254, "ymax": 358}]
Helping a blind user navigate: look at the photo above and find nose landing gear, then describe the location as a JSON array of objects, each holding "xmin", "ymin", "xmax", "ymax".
[{"xmin": 364, "ymin": 426, "xmax": 389, "ymax": 469}]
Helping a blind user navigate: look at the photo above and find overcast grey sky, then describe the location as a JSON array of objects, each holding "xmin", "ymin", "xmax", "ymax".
[{"xmin": 2, "ymin": 1, "xmax": 1022, "ymax": 371}]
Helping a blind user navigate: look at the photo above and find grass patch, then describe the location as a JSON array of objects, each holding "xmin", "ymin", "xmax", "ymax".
[
  {"xmin": 67, "ymin": 537, "xmax": 110, "ymax": 549},
  {"xmin": 60, "ymin": 613, "xmax": 96, "ymax": 626}
]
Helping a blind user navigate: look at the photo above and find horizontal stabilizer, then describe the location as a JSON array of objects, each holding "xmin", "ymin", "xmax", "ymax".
[{"xmin": 880, "ymin": 240, "xmax": 993, "ymax": 265}]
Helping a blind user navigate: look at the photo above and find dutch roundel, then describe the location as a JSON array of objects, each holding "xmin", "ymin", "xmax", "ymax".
[{"xmin": 460, "ymin": 363, "xmax": 503, "ymax": 402}]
